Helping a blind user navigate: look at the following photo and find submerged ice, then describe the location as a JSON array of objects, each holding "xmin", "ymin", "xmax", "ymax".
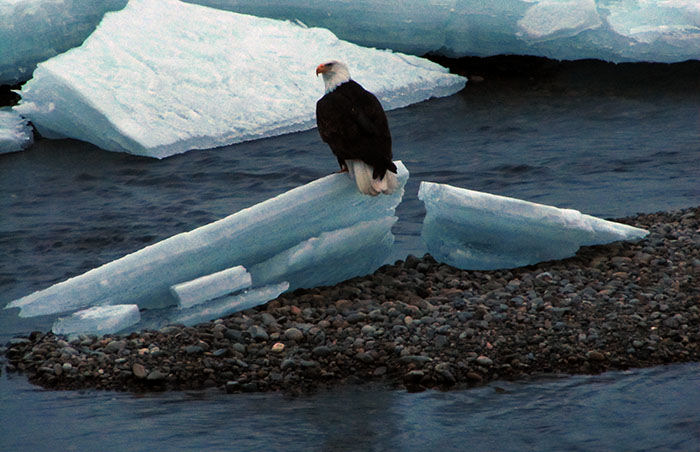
[
  {"xmin": 13, "ymin": 0, "xmax": 465, "ymax": 158},
  {"xmin": 6, "ymin": 162, "xmax": 409, "ymax": 324},
  {"xmin": 418, "ymin": 181, "xmax": 649, "ymax": 270}
]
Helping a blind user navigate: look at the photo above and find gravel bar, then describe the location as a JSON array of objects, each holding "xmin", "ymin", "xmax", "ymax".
[{"xmin": 4, "ymin": 207, "xmax": 699, "ymax": 394}]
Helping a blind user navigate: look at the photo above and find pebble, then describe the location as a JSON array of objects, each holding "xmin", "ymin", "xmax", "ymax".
[
  {"xmin": 284, "ymin": 328, "xmax": 304, "ymax": 342},
  {"xmin": 132, "ymin": 363, "xmax": 147, "ymax": 379},
  {"xmin": 271, "ymin": 342, "xmax": 285, "ymax": 353},
  {"xmin": 248, "ymin": 325, "xmax": 269, "ymax": 342},
  {"xmin": 476, "ymin": 356, "xmax": 493, "ymax": 366}
]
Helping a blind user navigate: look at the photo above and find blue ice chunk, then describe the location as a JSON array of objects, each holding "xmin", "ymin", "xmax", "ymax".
[
  {"xmin": 191, "ymin": 0, "xmax": 700, "ymax": 63},
  {"xmin": 6, "ymin": 161, "xmax": 408, "ymax": 317},
  {"xmin": 1, "ymin": 0, "xmax": 697, "ymax": 88},
  {"xmin": 0, "ymin": 0, "xmax": 127, "ymax": 85},
  {"xmin": 171, "ymin": 282, "xmax": 289, "ymax": 327},
  {"xmin": 171, "ymin": 265, "xmax": 251, "ymax": 309},
  {"xmin": 13, "ymin": 0, "xmax": 465, "ymax": 158},
  {"xmin": 0, "ymin": 108, "xmax": 33, "ymax": 154},
  {"xmin": 418, "ymin": 181, "xmax": 649, "ymax": 270},
  {"xmin": 51, "ymin": 304, "xmax": 140, "ymax": 336},
  {"xmin": 251, "ymin": 217, "xmax": 396, "ymax": 291}
]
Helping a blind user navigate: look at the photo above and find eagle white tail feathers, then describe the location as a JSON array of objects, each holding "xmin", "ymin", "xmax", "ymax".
[{"xmin": 346, "ymin": 160, "xmax": 398, "ymax": 196}]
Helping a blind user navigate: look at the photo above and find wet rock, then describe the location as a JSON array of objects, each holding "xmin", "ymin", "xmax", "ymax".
[
  {"xmin": 284, "ymin": 328, "xmax": 304, "ymax": 342},
  {"xmin": 132, "ymin": 363, "xmax": 147, "ymax": 379},
  {"xmin": 476, "ymin": 355, "xmax": 493, "ymax": 366},
  {"xmin": 248, "ymin": 325, "xmax": 269, "ymax": 342},
  {"xmin": 104, "ymin": 340, "xmax": 127, "ymax": 353}
]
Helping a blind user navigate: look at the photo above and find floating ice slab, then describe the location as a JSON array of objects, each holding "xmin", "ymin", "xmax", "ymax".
[
  {"xmin": 171, "ymin": 265, "xmax": 251, "ymax": 309},
  {"xmin": 2, "ymin": 0, "xmax": 697, "ymax": 87},
  {"xmin": 52, "ymin": 304, "xmax": 140, "ymax": 336},
  {"xmin": 0, "ymin": 0, "xmax": 127, "ymax": 85},
  {"xmin": 251, "ymin": 217, "xmax": 396, "ymax": 291},
  {"xmin": 192, "ymin": 0, "xmax": 700, "ymax": 62},
  {"xmin": 6, "ymin": 161, "xmax": 408, "ymax": 317},
  {"xmin": 14, "ymin": 0, "xmax": 465, "ymax": 158},
  {"xmin": 172, "ymin": 282, "xmax": 289, "ymax": 327},
  {"xmin": 418, "ymin": 181, "xmax": 649, "ymax": 270},
  {"xmin": 0, "ymin": 108, "xmax": 34, "ymax": 154}
]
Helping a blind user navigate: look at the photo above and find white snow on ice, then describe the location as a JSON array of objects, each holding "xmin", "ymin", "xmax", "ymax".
[
  {"xmin": 0, "ymin": 108, "xmax": 33, "ymax": 154},
  {"xmin": 13, "ymin": 0, "xmax": 465, "ymax": 158},
  {"xmin": 418, "ymin": 181, "xmax": 649, "ymax": 270}
]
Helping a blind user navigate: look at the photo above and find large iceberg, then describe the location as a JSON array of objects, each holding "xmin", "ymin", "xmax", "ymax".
[
  {"xmin": 418, "ymin": 181, "xmax": 648, "ymax": 270},
  {"xmin": 0, "ymin": 108, "xmax": 34, "ymax": 154},
  {"xmin": 193, "ymin": 0, "xmax": 700, "ymax": 63},
  {"xmin": 13, "ymin": 0, "xmax": 465, "ymax": 158},
  {"xmin": 6, "ymin": 162, "xmax": 409, "ymax": 319}
]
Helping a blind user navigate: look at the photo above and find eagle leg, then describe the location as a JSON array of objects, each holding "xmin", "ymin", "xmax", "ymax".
[{"xmin": 336, "ymin": 157, "xmax": 348, "ymax": 173}]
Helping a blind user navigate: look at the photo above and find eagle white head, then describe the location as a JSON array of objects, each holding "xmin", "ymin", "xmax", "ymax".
[{"xmin": 316, "ymin": 61, "xmax": 351, "ymax": 93}]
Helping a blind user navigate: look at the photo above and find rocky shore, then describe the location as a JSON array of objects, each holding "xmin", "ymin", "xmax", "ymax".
[{"xmin": 4, "ymin": 207, "xmax": 699, "ymax": 394}]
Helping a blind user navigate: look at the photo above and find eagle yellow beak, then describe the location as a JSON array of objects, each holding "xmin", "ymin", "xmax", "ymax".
[{"xmin": 315, "ymin": 64, "xmax": 327, "ymax": 76}]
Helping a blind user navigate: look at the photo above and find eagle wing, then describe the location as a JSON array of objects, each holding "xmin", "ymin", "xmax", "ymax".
[{"xmin": 316, "ymin": 81, "xmax": 395, "ymax": 177}]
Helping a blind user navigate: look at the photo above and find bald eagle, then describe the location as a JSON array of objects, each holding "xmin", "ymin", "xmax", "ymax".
[{"xmin": 315, "ymin": 61, "xmax": 398, "ymax": 196}]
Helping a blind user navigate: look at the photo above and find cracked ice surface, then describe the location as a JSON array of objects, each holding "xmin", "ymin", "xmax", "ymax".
[
  {"xmin": 418, "ymin": 181, "xmax": 649, "ymax": 270},
  {"xmin": 13, "ymin": 0, "xmax": 465, "ymax": 158}
]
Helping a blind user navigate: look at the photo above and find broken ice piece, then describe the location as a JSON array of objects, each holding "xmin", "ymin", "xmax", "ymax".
[
  {"xmin": 171, "ymin": 265, "xmax": 252, "ymax": 309},
  {"xmin": 418, "ymin": 181, "xmax": 648, "ymax": 270},
  {"xmin": 52, "ymin": 304, "xmax": 140, "ymax": 336},
  {"xmin": 250, "ymin": 217, "xmax": 396, "ymax": 291},
  {"xmin": 172, "ymin": 282, "xmax": 289, "ymax": 327}
]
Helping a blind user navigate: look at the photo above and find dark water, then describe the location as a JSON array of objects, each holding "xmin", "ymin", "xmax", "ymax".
[
  {"xmin": 1, "ymin": 74, "xmax": 699, "ymax": 450},
  {"xmin": 2, "ymin": 363, "xmax": 699, "ymax": 452}
]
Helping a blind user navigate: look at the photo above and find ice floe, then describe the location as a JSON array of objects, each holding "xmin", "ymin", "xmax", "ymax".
[
  {"xmin": 194, "ymin": 0, "xmax": 700, "ymax": 63},
  {"xmin": 0, "ymin": 0, "xmax": 127, "ymax": 85},
  {"xmin": 418, "ymin": 181, "xmax": 649, "ymax": 270},
  {"xmin": 13, "ymin": 0, "xmax": 465, "ymax": 158},
  {"xmin": 2, "ymin": 0, "xmax": 697, "ymax": 88},
  {"xmin": 0, "ymin": 108, "xmax": 33, "ymax": 154},
  {"xmin": 6, "ymin": 161, "xmax": 408, "ymax": 321}
]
